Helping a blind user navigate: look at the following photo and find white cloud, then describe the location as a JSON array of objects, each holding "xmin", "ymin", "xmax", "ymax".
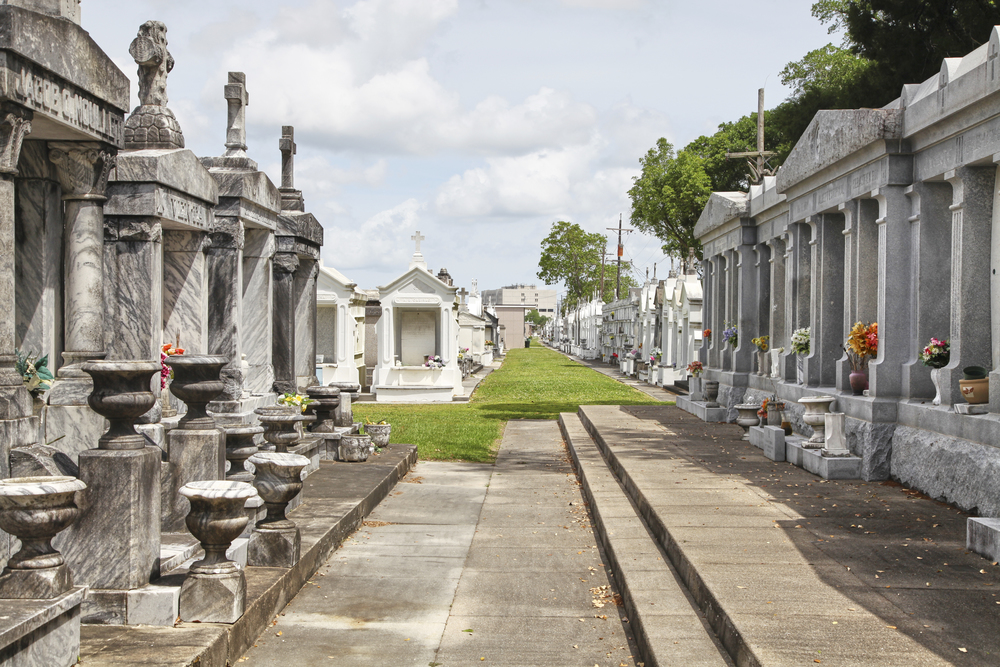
[
  {"xmin": 558, "ymin": 0, "xmax": 648, "ymax": 8},
  {"xmin": 322, "ymin": 198, "xmax": 423, "ymax": 274}
]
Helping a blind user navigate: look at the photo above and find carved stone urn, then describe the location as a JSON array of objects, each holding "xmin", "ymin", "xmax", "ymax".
[
  {"xmin": 734, "ymin": 404, "xmax": 760, "ymax": 440},
  {"xmin": 83, "ymin": 360, "xmax": 160, "ymax": 450},
  {"xmin": 799, "ymin": 395, "xmax": 837, "ymax": 448},
  {"xmin": 247, "ymin": 452, "xmax": 310, "ymax": 568},
  {"xmin": 247, "ymin": 452, "xmax": 310, "ymax": 531},
  {"xmin": 180, "ymin": 480, "xmax": 256, "ymax": 574},
  {"xmin": 703, "ymin": 380, "xmax": 720, "ymax": 408},
  {"xmin": 364, "ymin": 424, "xmax": 391, "ymax": 449},
  {"xmin": 169, "ymin": 355, "xmax": 229, "ymax": 429},
  {"xmin": 224, "ymin": 424, "xmax": 264, "ymax": 483},
  {"xmin": 339, "ymin": 433, "xmax": 373, "ymax": 462},
  {"xmin": 255, "ymin": 406, "xmax": 312, "ymax": 453},
  {"xmin": 0, "ymin": 476, "xmax": 87, "ymax": 598},
  {"xmin": 327, "ymin": 382, "xmax": 361, "ymax": 428},
  {"xmin": 178, "ymin": 480, "xmax": 257, "ymax": 623},
  {"xmin": 305, "ymin": 386, "xmax": 340, "ymax": 433}
]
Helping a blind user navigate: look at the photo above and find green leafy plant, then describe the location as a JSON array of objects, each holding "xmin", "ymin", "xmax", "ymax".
[{"xmin": 15, "ymin": 349, "xmax": 53, "ymax": 395}]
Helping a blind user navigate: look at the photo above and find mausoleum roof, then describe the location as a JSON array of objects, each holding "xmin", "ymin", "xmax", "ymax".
[{"xmin": 693, "ymin": 192, "xmax": 747, "ymax": 239}]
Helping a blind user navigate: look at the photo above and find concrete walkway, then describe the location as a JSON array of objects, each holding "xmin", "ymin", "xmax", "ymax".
[{"xmin": 241, "ymin": 420, "xmax": 726, "ymax": 666}]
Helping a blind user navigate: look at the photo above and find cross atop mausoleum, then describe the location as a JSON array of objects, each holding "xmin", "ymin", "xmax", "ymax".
[
  {"xmin": 280, "ymin": 126, "xmax": 296, "ymax": 189},
  {"xmin": 409, "ymin": 231, "xmax": 427, "ymax": 270},
  {"xmin": 224, "ymin": 72, "xmax": 249, "ymax": 157},
  {"xmin": 458, "ymin": 287, "xmax": 469, "ymax": 307}
]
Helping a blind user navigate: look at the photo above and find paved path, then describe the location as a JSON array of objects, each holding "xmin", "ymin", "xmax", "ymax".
[
  {"xmin": 242, "ymin": 420, "xmax": 700, "ymax": 666},
  {"xmin": 559, "ymin": 350, "xmax": 680, "ymax": 403}
]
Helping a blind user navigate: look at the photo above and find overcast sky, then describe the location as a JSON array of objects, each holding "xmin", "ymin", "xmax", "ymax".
[{"xmin": 84, "ymin": 0, "xmax": 836, "ymax": 295}]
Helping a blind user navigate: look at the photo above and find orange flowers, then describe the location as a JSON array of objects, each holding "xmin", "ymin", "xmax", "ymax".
[{"xmin": 162, "ymin": 343, "xmax": 185, "ymax": 356}]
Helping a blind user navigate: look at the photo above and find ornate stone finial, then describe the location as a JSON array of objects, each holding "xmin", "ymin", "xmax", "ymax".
[
  {"xmin": 123, "ymin": 21, "xmax": 184, "ymax": 150},
  {"xmin": 0, "ymin": 108, "xmax": 31, "ymax": 177},
  {"xmin": 224, "ymin": 73, "xmax": 249, "ymax": 157},
  {"xmin": 48, "ymin": 143, "xmax": 115, "ymax": 200},
  {"xmin": 685, "ymin": 247, "xmax": 698, "ymax": 274},
  {"xmin": 279, "ymin": 126, "xmax": 295, "ymax": 189}
]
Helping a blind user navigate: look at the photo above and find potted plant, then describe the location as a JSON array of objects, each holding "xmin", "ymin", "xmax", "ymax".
[
  {"xmin": 919, "ymin": 337, "xmax": 949, "ymax": 405},
  {"xmin": 363, "ymin": 418, "xmax": 392, "ymax": 450},
  {"xmin": 842, "ymin": 321, "xmax": 877, "ymax": 396},
  {"xmin": 15, "ymin": 349, "xmax": 53, "ymax": 397},
  {"xmin": 751, "ymin": 335, "xmax": 769, "ymax": 376},
  {"xmin": 686, "ymin": 360, "xmax": 703, "ymax": 377},
  {"xmin": 960, "ymin": 365, "xmax": 989, "ymax": 405},
  {"xmin": 790, "ymin": 327, "xmax": 810, "ymax": 383}
]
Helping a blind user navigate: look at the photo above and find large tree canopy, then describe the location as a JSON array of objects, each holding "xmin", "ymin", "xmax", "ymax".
[{"xmin": 536, "ymin": 221, "xmax": 607, "ymax": 310}]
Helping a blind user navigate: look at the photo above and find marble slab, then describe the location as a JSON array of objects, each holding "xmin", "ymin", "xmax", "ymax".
[{"xmin": 400, "ymin": 311, "xmax": 436, "ymax": 367}]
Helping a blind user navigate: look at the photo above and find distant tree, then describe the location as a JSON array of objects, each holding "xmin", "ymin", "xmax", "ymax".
[
  {"xmin": 525, "ymin": 309, "xmax": 550, "ymax": 328},
  {"xmin": 536, "ymin": 221, "xmax": 607, "ymax": 310},
  {"xmin": 628, "ymin": 138, "xmax": 711, "ymax": 262}
]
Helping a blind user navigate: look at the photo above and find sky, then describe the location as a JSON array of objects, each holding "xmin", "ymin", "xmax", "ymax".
[{"xmin": 83, "ymin": 0, "xmax": 837, "ymax": 296}]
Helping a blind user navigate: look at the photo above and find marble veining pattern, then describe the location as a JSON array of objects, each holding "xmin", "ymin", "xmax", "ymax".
[
  {"xmin": 163, "ymin": 244, "xmax": 206, "ymax": 354},
  {"xmin": 242, "ymin": 253, "xmax": 271, "ymax": 393}
]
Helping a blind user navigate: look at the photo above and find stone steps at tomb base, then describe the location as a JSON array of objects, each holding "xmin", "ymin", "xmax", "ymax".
[
  {"xmin": 77, "ymin": 443, "xmax": 417, "ymax": 667},
  {"xmin": 560, "ymin": 404, "xmax": 998, "ymax": 666}
]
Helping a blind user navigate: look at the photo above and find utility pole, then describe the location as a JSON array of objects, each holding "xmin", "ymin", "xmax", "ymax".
[
  {"xmin": 599, "ymin": 240, "xmax": 607, "ymax": 302},
  {"xmin": 607, "ymin": 214, "xmax": 633, "ymax": 301},
  {"xmin": 725, "ymin": 88, "xmax": 777, "ymax": 185}
]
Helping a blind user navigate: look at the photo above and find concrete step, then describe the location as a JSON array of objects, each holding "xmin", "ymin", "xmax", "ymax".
[
  {"xmin": 559, "ymin": 412, "xmax": 731, "ymax": 667},
  {"xmin": 574, "ymin": 404, "xmax": 959, "ymax": 667}
]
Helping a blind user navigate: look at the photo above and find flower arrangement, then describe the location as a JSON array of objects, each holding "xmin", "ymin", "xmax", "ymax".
[
  {"xmin": 790, "ymin": 328, "xmax": 810, "ymax": 355},
  {"xmin": 457, "ymin": 347, "xmax": 470, "ymax": 360},
  {"xmin": 722, "ymin": 323, "xmax": 738, "ymax": 349},
  {"xmin": 424, "ymin": 355, "xmax": 444, "ymax": 368},
  {"xmin": 625, "ymin": 349, "xmax": 639, "ymax": 360},
  {"xmin": 485, "ymin": 340, "xmax": 494, "ymax": 347},
  {"xmin": 15, "ymin": 349, "xmax": 53, "ymax": 396},
  {"xmin": 610, "ymin": 352, "xmax": 619, "ymax": 360},
  {"xmin": 687, "ymin": 360, "xmax": 704, "ymax": 377},
  {"xmin": 649, "ymin": 347, "xmax": 662, "ymax": 364},
  {"xmin": 364, "ymin": 417, "xmax": 389, "ymax": 425},
  {"xmin": 843, "ymin": 321, "xmax": 878, "ymax": 371},
  {"xmin": 160, "ymin": 342, "xmax": 185, "ymax": 390},
  {"xmin": 920, "ymin": 337, "xmax": 950, "ymax": 369},
  {"xmin": 757, "ymin": 398, "xmax": 770, "ymax": 419},
  {"xmin": 703, "ymin": 329, "xmax": 712, "ymax": 339},
  {"xmin": 278, "ymin": 392, "xmax": 314, "ymax": 413},
  {"xmin": 751, "ymin": 335, "xmax": 769, "ymax": 352}
]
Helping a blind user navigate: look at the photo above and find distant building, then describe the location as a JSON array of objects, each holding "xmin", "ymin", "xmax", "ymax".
[{"xmin": 480, "ymin": 284, "xmax": 557, "ymax": 315}]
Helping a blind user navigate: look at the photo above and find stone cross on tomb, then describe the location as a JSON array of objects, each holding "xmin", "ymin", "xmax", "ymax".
[
  {"xmin": 457, "ymin": 287, "xmax": 469, "ymax": 306},
  {"xmin": 224, "ymin": 72, "xmax": 249, "ymax": 156},
  {"xmin": 411, "ymin": 231, "xmax": 425, "ymax": 253},
  {"xmin": 280, "ymin": 126, "xmax": 296, "ymax": 189},
  {"xmin": 725, "ymin": 88, "xmax": 776, "ymax": 185}
]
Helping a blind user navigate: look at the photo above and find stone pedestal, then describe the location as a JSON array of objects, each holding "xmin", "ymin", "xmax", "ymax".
[
  {"xmin": 58, "ymin": 447, "xmax": 161, "ymax": 590},
  {"xmin": 161, "ymin": 428, "xmax": 226, "ymax": 532},
  {"xmin": 822, "ymin": 412, "xmax": 852, "ymax": 457},
  {"xmin": 0, "ymin": 587, "xmax": 86, "ymax": 667},
  {"xmin": 247, "ymin": 452, "xmax": 308, "ymax": 568}
]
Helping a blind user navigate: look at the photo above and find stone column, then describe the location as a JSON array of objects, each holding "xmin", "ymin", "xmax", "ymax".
[
  {"xmin": 902, "ymin": 183, "xmax": 952, "ymax": 401},
  {"xmin": 854, "ymin": 199, "xmax": 880, "ymax": 324},
  {"xmin": 755, "ymin": 241, "xmax": 771, "ymax": 369},
  {"xmin": 734, "ymin": 235, "xmax": 756, "ymax": 375},
  {"xmin": 242, "ymin": 230, "xmax": 273, "ymax": 395},
  {"xmin": 939, "ymin": 168, "xmax": 994, "ymax": 405},
  {"xmin": 0, "ymin": 108, "xmax": 32, "ymax": 420},
  {"xmin": 207, "ymin": 219, "xmax": 245, "ymax": 401},
  {"xmin": 293, "ymin": 258, "xmax": 318, "ymax": 389},
  {"xmin": 700, "ymin": 258, "xmax": 713, "ymax": 367},
  {"xmin": 162, "ymin": 231, "xmax": 209, "ymax": 354},
  {"xmin": 48, "ymin": 144, "xmax": 115, "ymax": 391},
  {"xmin": 766, "ymin": 236, "xmax": 785, "ymax": 356},
  {"xmin": 835, "ymin": 202, "xmax": 856, "ymax": 392},
  {"xmin": 272, "ymin": 252, "xmax": 298, "ymax": 393},
  {"xmin": 781, "ymin": 230, "xmax": 797, "ymax": 381},
  {"xmin": 869, "ymin": 186, "xmax": 912, "ymax": 399},
  {"xmin": 804, "ymin": 213, "xmax": 845, "ymax": 388}
]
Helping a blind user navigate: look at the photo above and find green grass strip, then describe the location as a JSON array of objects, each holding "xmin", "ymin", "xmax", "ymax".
[{"xmin": 354, "ymin": 344, "xmax": 665, "ymax": 463}]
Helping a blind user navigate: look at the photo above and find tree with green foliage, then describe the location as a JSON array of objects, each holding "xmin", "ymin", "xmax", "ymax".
[
  {"xmin": 525, "ymin": 309, "xmax": 549, "ymax": 328},
  {"xmin": 536, "ymin": 221, "xmax": 607, "ymax": 310},
  {"xmin": 627, "ymin": 138, "xmax": 711, "ymax": 262}
]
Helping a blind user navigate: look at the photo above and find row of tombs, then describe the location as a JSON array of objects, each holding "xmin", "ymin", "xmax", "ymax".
[
  {"xmin": 680, "ymin": 27, "xmax": 1000, "ymax": 563},
  {"xmin": 0, "ymin": 3, "xmax": 379, "ymax": 665}
]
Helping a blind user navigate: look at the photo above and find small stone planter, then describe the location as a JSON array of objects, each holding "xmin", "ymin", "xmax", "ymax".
[
  {"xmin": 327, "ymin": 382, "xmax": 361, "ymax": 428},
  {"xmin": 255, "ymin": 406, "xmax": 312, "ymax": 453},
  {"xmin": 83, "ymin": 360, "xmax": 160, "ymax": 450},
  {"xmin": 0, "ymin": 476, "xmax": 87, "ymax": 598},
  {"xmin": 703, "ymin": 380, "xmax": 720, "ymax": 408},
  {"xmin": 224, "ymin": 424, "xmax": 263, "ymax": 483},
  {"xmin": 799, "ymin": 395, "xmax": 837, "ymax": 448},
  {"xmin": 178, "ymin": 480, "xmax": 257, "ymax": 623},
  {"xmin": 734, "ymin": 404, "xmax": 760, "ymax": 440},
  {"xmin": 169, "ymin": 355, "xmax": 229, "ymax": 430},
  {"xmin": 306, "ymin": 386, "xmax": 341, "ymax": 433},
  {"xmin": 339, "ymin": 433, "xmax": 373, "ymax": 462},
  {"xmin": 247, "ymin": 452, "xmax": 310, "ymax": 567},
  {"xmin": 364, "ymin": 424, "xmax": 391, "ymax": 449}
]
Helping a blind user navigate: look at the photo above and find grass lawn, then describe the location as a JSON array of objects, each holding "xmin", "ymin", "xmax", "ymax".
[{"xmin": 353, "ymin": 344, "xmax": 665, "ymax": 463}]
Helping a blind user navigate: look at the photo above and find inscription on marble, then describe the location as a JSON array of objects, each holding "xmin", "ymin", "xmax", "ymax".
[
  {"xmin": 239, "ymin": 200, "xmax": 277, "ymax": 230},
  {"xmin": 395, "ymin": 296, "xmax": 440, "ymax": 305},
  {"xmin": 155, "ymin": 189, "xmax": 209, "ymax": 229},
  {"xmin": 400, "ymin": 311, "xmax": 436, "ymax": 366},
  {"xmin": 0, "ymin": 57, "xmax": 124, "ymax": 144}
]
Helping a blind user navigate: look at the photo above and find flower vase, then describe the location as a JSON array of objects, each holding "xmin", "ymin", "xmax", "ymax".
[
  {"xmin": 766, "ymin": 404, "xmax": 781, "ymax": 427},
  {"xmin": 796, "ymin": 356, "xmax": 804, "ymax": 384},
  {"xmin": 757, "ymin": 350, "xmax": 766, "ymax": 376},
  {"xmin": 930, "ymin": 368, "xmax": 944, "ymax": 406},
  {"xmin": 849, "ymin": 370, "xmax": 868, "ymax": 397}
]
